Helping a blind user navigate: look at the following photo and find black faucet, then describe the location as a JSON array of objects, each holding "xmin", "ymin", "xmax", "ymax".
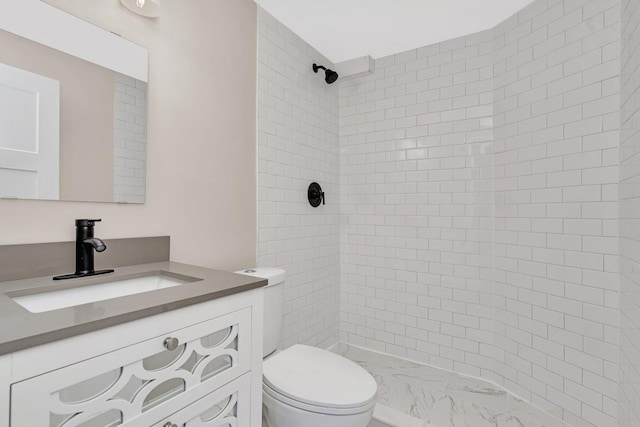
[{"xmin": 53, "ymin": 219, "xmax": 114, "ymax": 280}]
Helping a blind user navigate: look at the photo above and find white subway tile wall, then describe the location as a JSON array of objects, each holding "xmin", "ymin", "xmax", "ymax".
[
  {"xmin": 114, "ymin": 73, "xmax": 147, "ymax": 204},
  {"xmin": 339, "ymin": 30, "xmax": 495, "ymax": 379},
  {"xmin": 493, "ymin": 0, "xmax": 620, "ymax": 425},
  {"xmin": 340, "ymin": 0, "xmax": 621, "ymax": 425},
  {"xmin": 259, "ymin": 0, "xmax": 628, "ymax": 425},
  {"xmin": 619, "ymin": 0, "xmax": 640, "ymax": 425},
  {"xmin": 257, "ymin": 9, "xmax": 341, "ymax": 349}
]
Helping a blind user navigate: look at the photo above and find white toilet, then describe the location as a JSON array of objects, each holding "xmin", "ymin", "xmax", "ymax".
[{"xmin": 235, "ymin": 268, "xmax": 377, "ymax": 427}]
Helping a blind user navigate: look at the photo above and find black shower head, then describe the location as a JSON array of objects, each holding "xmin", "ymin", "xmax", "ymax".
[
  {"xmin": 325, "ymin": 69, "xmax": 339, "ymax": 84},
  {"xmin": 313, "ymin": 63, "xmax": 339, "ymax": 84}
]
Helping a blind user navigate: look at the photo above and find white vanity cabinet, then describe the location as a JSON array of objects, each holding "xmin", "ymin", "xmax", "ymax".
[
  {"xmin": 152, "ymin": 373, "xmax": 252, "ymax": 427},
  {"xmin": 0, "ymin": 287, "xmax": 263, "ymax": 427}
]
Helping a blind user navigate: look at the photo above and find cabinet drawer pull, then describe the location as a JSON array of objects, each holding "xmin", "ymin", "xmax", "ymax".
[
  {"xmin": 163, "ymin": 422, "xmax": 177, "ymax": 427},
  {"xmin": 163, "ymin": 337, "xmax": 179, "ymax": 351}
]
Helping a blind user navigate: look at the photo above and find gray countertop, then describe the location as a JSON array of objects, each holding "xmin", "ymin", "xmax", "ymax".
[{"xmin": 0, "ymin": 262, "xmax": 266, "ymax": 355}]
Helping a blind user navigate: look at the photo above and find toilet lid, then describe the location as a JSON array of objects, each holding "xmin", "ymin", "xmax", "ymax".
[{"xmin": 263, "ymin": 345, "xmax": 377, "ymax": 409}]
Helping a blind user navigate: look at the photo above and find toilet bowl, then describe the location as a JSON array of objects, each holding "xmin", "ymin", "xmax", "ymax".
[
  {"xmin": 262, "ymin": 344, "xmax": 377, "ymax": 427},
  {"xmin": 263, "ymin": 387, "xmax": 375, "ymax": 427},
  {"xmin": 234, "ymin": 268, "xmax": 377, "ymax": 427}
]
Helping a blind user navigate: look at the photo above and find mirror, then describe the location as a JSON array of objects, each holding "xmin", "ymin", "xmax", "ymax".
[{"xmin": 0, "ymin": 0, "xmax": 149, "ymax": 203}]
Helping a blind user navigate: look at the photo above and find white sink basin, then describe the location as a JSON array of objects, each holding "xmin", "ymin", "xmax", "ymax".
[{"xmin": 12, "ymin": 274, "xmax": 189, "ymax": 313}]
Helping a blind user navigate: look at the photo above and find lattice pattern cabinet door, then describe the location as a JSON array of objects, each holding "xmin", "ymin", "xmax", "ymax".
[
  {"xmin": 154, "ymin": 372, "xmax": 251, "ymax": 427},
  {"xmin": 10, "ymin": 308, "xmax": 252, "ymax": 426}
]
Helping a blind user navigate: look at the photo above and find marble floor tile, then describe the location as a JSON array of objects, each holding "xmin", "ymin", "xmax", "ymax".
[
  {"xmin": 496, "ymin": 397, "xmax": 569, "ymax": 427},
  {"xmin": 336, "ymin": 343, "xmax": 564, "ymax": 427},
  {"xmin": 427, "ymin": 393, "xmax": 504, "ymax": 427},
  {"xmin": 374, "ymin": 371, "xmax": 445, "ymax": 420},
  {"xmin": 373, "ymin": 403, "xmax": 435, "ymax": 427},
  {"xmin": 441, "ymin": 375, "xmax": 509, "ymax": 413},
  {"xmin": 368, "ymin": 418, "xmax": 394, "ymax": 427},
  {"xmin": 336, "ymin": 343, "xmax": 452, "ymax": 386}
]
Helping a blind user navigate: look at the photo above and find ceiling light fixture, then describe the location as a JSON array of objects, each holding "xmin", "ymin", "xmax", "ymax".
[{"xmin": 120, "ymin": 0, "xmax": 160, "ymax": 18}]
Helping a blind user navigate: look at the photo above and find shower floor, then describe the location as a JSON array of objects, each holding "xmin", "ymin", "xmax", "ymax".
[{"xmin": 335, "ymin": 344, "xmax": 568, "ymax": 427}]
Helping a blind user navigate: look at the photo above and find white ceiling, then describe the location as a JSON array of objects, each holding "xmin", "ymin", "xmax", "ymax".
[{"xmin": 255, "ymin": 0, "xmax": 537, "ymax": 63}]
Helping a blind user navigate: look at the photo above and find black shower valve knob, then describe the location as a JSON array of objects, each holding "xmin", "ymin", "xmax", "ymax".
[
  {"xmin": 314, "ymin": 191, "xmax": 325, "ymax": 205},
  {"xmin": 308, "ymin": 182, "xmax": 325, "ymax": 207}
]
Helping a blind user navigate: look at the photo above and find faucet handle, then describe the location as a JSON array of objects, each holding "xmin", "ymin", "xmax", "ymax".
[{"xmin": 75, "ymin": 219, "xmax": 102, "ymax": 227}]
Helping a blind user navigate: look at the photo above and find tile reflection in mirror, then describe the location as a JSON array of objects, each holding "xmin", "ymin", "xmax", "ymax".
[{"xmin": 0, "ymin": 22, "xmax": 147, "ymax": 203}]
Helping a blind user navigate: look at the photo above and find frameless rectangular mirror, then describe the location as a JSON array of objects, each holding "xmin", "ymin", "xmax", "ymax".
[{"xmin": 0, "ymin": 0, "xmax": 149, "ymax": 203}]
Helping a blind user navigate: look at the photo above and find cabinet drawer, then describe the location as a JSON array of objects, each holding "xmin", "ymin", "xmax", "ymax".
[
  {"xmin": 11, "ymin": 308, "xmax": 252, "ymax": 426},
  {"xmin": 154, "ymin": 373, "xmax": 251, "ymax": 427}
]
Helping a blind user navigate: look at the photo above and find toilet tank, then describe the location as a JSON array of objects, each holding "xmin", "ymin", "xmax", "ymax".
[{"xmin": 234, "ymin": 268, "xmax": 285, "ymax": 357}]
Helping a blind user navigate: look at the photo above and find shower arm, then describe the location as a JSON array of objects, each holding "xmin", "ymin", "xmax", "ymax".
[{"xmin": 313, "ymin": 64, "xmax": 327, "ymax": 73}]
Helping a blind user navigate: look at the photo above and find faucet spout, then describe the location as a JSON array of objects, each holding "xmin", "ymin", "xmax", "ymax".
[{"xmin": 84, "ymin": 238, "xmax": 107, "ymax": 252}]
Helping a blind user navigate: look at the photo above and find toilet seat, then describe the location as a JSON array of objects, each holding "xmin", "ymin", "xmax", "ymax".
[
  {"xmin": 263, "ymin": 382, "xmax": 376, "ymax": 415},
  {"xmin": 262, "ymin": 345, "xmax": 377, "ymax": 414}
]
